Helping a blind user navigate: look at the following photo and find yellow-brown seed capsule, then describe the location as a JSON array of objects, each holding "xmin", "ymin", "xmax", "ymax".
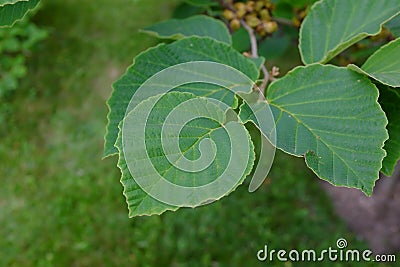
[
  {"xmin": 255, "ymin": 1, "xmax": 265, "ymax": 11},
  {"xmin": 256, "ymin": 24, "xmax": 267, "ymax": 36},
  {"xmin": 230, "ymin": 18, "xmax": 241, "ymax": 31},
  {"xmin": 236, "ymin": 9, "xmax": 247, "ymax": 18},
  {"xmin": 246, "ymin": 1, "xmax": 255, "ymax": 12},
  {"xmin": 234, "ymin": 2, "xmax": 246, "ymax": 12},
  {"xmin": 265, "ymin": 2, "xmax": 274, "ymax": 10},
  {"xmin": 223, "ymin": 9, "xmax": 236, "ymax": 20},
  {"xmin": 264, "ymin": 21, "xmax": 278, "ymax": 33},
  {"xmin": 299, "ymin": 10, "xmax": 307, "ymax": 19},
  {"xmin": 292, "ymin": 18, "xmax": 301, "ymax": 28},
  {"xmin": 260, "ymin": 9, "xmax": 270, "ymax": 21},
  {"xmin": 245, "ymin": 14, "xmax": 261, "ymax": 27}
]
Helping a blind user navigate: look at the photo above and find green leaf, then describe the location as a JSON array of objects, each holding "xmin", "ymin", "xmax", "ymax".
[
  {"xmin": 172, "ymin": 2, "xmax": 204, "ymax": 19},
  {"xmin": 258, "ymin": 32, "xmax": 291, "ymax": 60},
  {"xmin": 184, "ymin": 0, "xmax": 218, "ymax": 7},
  {"xmin": 378, "ymin": 86, "xmax": 400, "ymax": 176},
  {"xmin": 266, "ymin": 64, "xmax": 388, "ymax": 195},
  {"xmin": 299, "ymin": 0, "xmax": 400, "ymax": 64},
  {"xmin": 272, "ymin": 0, "xmax": 318, "ymax": 19},
  {"xmin": 348, "ymin": 38, "xmax": 400, "ymax": 87},
  {"xmin": 117, "ymin": 92, "xmax": 255, "ymax": 216},
  {"xmin": 232, "ymin": 27, "xmax": 250, "ymax": 52},
  {"xmin": 141, "ymin": 15, "xmax": 232, "ymax": 45},
  {"xmin": 273, "ymin": 2, "xmax": 294, "ymax": 19},
  {"xmin": 386, "ymin": 14, "xmax": 400, "ymax": 37},
  {"xmin": 249, "ymin": 56, "xmax": 265, "ymax": 71},
  {"xmin": 0, "ymin": 0, "xmax": 40, "ymax": 27},
  {"xmin": 104, "ymin": 37, "xmax": 259, "ymax": 157}
]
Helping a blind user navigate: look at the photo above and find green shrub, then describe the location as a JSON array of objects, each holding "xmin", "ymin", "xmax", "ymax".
[{"xmin": 0, "ymin": 7, "xmax": 47, "ymax": 98}]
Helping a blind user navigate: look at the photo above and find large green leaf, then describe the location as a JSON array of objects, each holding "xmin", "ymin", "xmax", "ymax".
[
  {"xmin": 266, "ymin": 64, "xmax": 388, "ymax": 195},
  {"xmin": 386, "ymin": 14, "xmax": 400, "ymax": 37},
  {"xmin": 348, "ymin": 38, "xmax": 400, "ymax": 87},
  {"xmin": 299, "ymin": 0, "xmax": 400, "ymax": 64},
  {"xmin": 117, "ymin": 92, "xmax": 255, "ymax": 216},
  {"xmin": 104, "ymin": 37, "xmax": 259, "ymax": 157},
  {"xmin": 141, "ymin": 15, "xmax": 232, "ymax": 45},
  {"xmin": 378, "ymin": 86, "xmax": 400, "ymax": 176},
  {"xmin": 0, "ymin": 0, "xmax": 39, "ymax": 27}
]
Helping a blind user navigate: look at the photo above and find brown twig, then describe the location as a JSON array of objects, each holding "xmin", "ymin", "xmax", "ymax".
[
  {"xmin": 240, "ymin": 19, "xmax": 270, "ymax": 95},
  {"xmin": 240, "ymin": 19, "xmax": 259, "ymax": 57},
  {"xmin": 217, "ymin": 0, "xmax": 271, "ymax": 96},
  {"xmin": 260, "ymin": 65, "xmax": 270, "ymax": 93},
  {"xmin": 273, "ymin": 17, "xmax": 295, "ymax": 27}
]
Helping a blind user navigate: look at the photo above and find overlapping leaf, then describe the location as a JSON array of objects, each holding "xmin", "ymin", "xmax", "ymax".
[
  {"xmin": 0, "ymin": 0, "xmax": 39, "ymax": 27},
  {"xmin": 378, "ymin": 86, "xmax": 400, "ymax": 176},
  {"xmin": 299, "ymin": 0, "xmax": 400, "ymax": 64},
  {"xmin": 349, "ymin": 38, "xmax": 400, "ymax": 87},
  {"xmin": 265, "ymin": 64, "xmax": 388, "ymax": 195},
  {"xmin": 142, "ymin": 15, "xmax": 231, "ymax": 44},
  {"xmin": 104, "ymin": 37, "xmax": 259, "ymax": 157},
  {"xmin": 118, "ymin": 92, "xmax": 255, "ymax": 216},
  {"xmin": 386, "ymin": 14, "xmax": 400, "ymax": 37}
]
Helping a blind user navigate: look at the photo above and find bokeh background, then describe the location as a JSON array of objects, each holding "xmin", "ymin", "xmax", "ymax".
[{"xmin": 0, "ymin": 0, "xmax": 398, "ymax": 266}]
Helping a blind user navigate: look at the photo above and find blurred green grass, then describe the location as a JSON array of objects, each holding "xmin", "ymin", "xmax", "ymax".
[{"xmin": 0, "ymin": 0, "xmax": 393, "ymax": 266}]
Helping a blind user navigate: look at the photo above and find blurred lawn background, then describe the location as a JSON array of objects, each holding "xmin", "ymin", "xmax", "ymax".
[{"xmin": 0, "ymin": 0, "xmax": 394, "ymax": 266}]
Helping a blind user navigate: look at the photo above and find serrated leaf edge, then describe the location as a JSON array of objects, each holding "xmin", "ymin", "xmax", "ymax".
[
  {"xmin": 0, "ymin": 0, "xmax": 40, "ymax": 27},
  {"xmin": 267, "ymin": 63, "xmax": 389, "ymax": 195},
  {"xmin": 103, "ymin": 36, "xmax": 261, "ymax": 158},
  {"xmin": 116, "ymin": 91, "xmax": 256, "ymax": 217},
  {"xmin": 103, "ymin": 42, "xmax": 168, "ymax": 158}
]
